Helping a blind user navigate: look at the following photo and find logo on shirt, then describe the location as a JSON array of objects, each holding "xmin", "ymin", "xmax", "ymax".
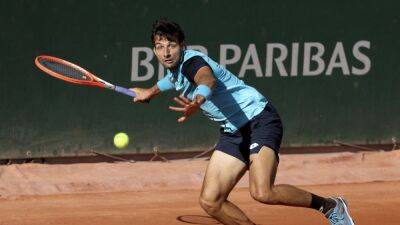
[{"xmin": 250, "ymin": 143, "xmax": 259, "ymax": 150}]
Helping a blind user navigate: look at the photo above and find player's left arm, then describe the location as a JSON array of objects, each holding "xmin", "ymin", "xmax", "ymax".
[{"xmin": 169, "ymin": 66, "xmax": 215, "ymax": 122}]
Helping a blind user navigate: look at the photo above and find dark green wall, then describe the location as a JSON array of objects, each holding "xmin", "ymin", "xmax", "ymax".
[{"xmin": 1, "ymin": 0, "xmax": 399, "ymax": 158}]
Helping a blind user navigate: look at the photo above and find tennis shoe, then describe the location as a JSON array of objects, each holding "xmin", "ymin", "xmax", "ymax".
[{"xmin": 325, "ymin": 197, "xmax": 355, "ymax": 225}]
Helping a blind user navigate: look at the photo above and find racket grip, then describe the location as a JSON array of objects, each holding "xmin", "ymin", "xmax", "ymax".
[{"xmin": 115, "ymin": 86, "xmax": 137, "ymax": 97}]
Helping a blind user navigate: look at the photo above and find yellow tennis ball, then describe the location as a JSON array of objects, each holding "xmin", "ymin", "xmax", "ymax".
[{"xmin": 113, "ymin": 132, "xmax": 129, "ymax": 149}]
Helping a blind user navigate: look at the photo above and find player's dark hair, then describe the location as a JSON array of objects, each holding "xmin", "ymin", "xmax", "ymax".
[{"xmin": 151, "ymin": 18, "xmax": 185, "ymax": 46}]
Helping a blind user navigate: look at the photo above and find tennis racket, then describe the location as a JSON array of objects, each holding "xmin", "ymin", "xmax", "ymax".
[{"xmin": 34, "ymin": 55, "xmax": 137, "ymax": 97}]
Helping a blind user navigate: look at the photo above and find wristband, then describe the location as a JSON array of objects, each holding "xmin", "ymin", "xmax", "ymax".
[{"xmin": 193, "ymin": 84, "xmax": 212, "ymax": 100}]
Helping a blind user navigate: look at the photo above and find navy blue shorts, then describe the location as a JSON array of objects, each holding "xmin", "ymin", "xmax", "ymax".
[{"xmin": 215, "ymin": 103, "xmax": 283, "ymax": 165}]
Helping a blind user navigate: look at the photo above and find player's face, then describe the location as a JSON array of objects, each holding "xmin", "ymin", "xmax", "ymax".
[{"xmin": 153, "ymin": 35, "xmax": 183, "ymax": 70}]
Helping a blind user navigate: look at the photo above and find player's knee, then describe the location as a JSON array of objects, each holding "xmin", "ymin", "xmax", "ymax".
[
  {"xmin": 250, "ymin": 187, "xmax": 278, "ymax": 204},
  {"xmin": 199, "ymin": 196, "xmax": 221, "ymax": 215}
]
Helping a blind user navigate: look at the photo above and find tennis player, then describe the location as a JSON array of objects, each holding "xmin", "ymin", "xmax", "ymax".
[{"xmin": 131, "ymin": 18, "xmax": 355, "ymax": 225}]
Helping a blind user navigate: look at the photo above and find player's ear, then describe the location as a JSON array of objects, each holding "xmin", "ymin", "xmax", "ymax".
[{"xmin": 180, "ymin": 42, "xmax": 186, "ymax": 50}]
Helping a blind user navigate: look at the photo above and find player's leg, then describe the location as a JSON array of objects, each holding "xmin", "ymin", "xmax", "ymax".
[
  {"xmin": 247, "ymin": 103, "xmax": 336, "ymax": 211},
  {"xmin": 248, "ymin": 103, "xmax": 355, "ymax": 224},
  {"xmin": 249, "ymin": 146, "xmax": 335, "ymax": 209},
  {"xmin": 249, "ymin": 147, "xmax": 355, "ymax": 225},
  {"xmin": 199, "ymin": 150, "xmax": 254, "ymax": 225}
]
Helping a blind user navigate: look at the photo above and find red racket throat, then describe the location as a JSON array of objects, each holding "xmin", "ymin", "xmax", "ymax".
[{"xmin": 35, "ymin": 55, "xmax": 103, "ymax": 87}]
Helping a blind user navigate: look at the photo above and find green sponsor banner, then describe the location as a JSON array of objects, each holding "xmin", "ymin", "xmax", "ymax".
[{"xmin": 0, "ymin": 0, "xmax": 399, "ymax": 158}]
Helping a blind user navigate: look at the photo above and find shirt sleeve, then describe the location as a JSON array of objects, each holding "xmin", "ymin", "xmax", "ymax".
[
  {"xmin": 156, "ymin": 75, "xmax": 175, "ymax": 92},
  {"xmin": 181, "ymin": 56, "xmax": 212, "ymax": 83}
]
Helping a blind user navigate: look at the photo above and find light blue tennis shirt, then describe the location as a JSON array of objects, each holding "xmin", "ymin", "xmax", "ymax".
[{"xmin": 157, "ymin": 49, "xmax": 268, "ymax": 133}]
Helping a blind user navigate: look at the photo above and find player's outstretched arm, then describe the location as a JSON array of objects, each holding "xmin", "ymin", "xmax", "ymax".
[{"xmin": 130, "ymin": 84, "xmax": 161, "ymax": 103}]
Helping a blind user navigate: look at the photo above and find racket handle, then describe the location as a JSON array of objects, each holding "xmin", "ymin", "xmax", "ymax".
[{"xmin": 115, "ymin": 86, "xmax": 137, "ymax": 97}]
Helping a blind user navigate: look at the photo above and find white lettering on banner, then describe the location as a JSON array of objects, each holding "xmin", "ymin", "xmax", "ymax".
[
  {"xmin": 131, "ymin": 47, "xmax": 154, "ymax": 81},
  {"xmin": 291, "ymin": 43, "xmax": 299, "ymax": 76},
  {"xmin": 131, "ymin": 41, "xmax": 371, "ymax": 81},
  {"xmin": 352, "ymin": 40, "xmax": 371, "ymax": 75},
  {"xmin": 157, "ymin": 62, "xmax": 165, "ymax": 80},
  {"xmin": 266, "ymin": 43, "xmax": 288, "ymax": 77},
  {"xmin": 239, "ymin": 44, "xmax": 263, "ymax": 78},
  {"xmin": 326, "ymin": 42, "xmax": 350, "ymax": 75},
  {"xmin": 219, "ymin": 44, "xmax": 241, "ymax": 67},
  {"xmin": 303, "ymin": 42, "xmax": 325, "ymax": 76}
]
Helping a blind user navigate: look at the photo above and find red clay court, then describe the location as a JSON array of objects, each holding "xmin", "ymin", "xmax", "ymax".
[{"xmin": 1, "ymin": 149, "xmax": 399, "ymax": 225}]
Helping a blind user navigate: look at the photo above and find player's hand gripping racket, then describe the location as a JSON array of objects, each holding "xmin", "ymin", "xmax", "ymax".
[{"xmin": 34, "ymin": 55, "xmax": 137, "ymax": 98}]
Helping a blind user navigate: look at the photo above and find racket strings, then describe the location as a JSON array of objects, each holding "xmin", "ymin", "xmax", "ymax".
[{"xmin": 39, "ymin": 59, "xmax": 91, "ymax": 81}]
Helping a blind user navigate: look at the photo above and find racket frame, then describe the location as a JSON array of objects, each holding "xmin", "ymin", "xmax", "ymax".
[{"xmin": 35, "ymin": 55, "xmax": 136, "ymax": 97}]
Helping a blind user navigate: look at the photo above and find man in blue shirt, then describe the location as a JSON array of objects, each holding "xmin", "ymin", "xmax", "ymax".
[{"xmin": 131, "ymin": 18, "xmax": 355, "ymax": 225}]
